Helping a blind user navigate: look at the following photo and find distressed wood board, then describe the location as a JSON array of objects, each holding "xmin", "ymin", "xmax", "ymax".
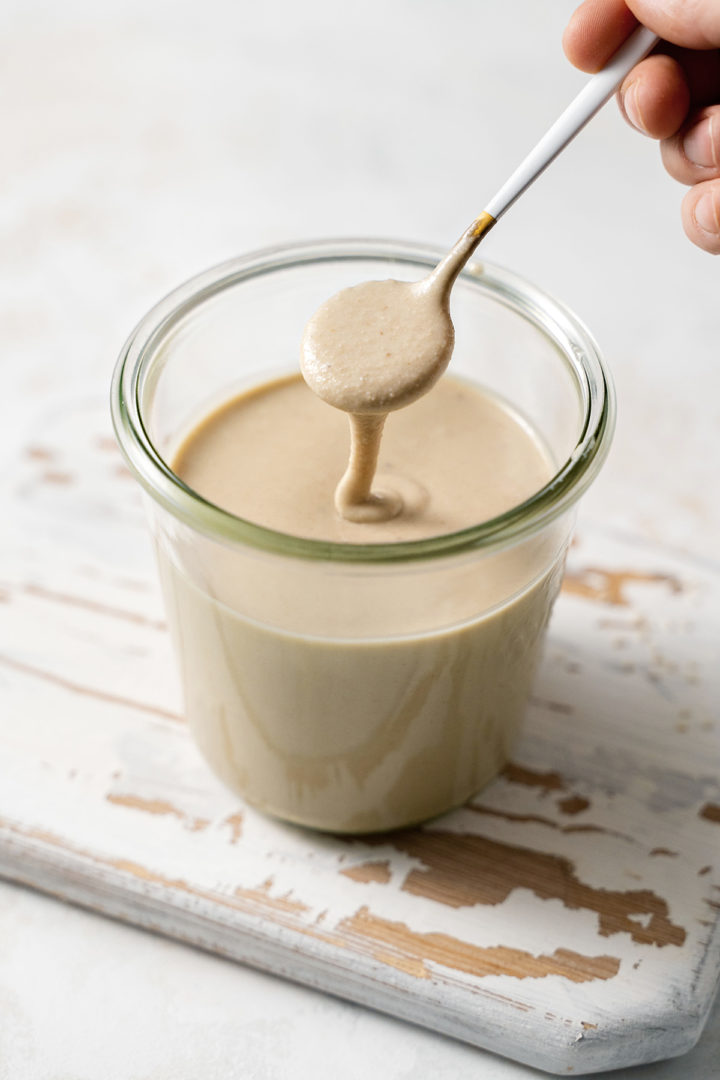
[{"xmin": 1, "ymin": 397, "xmax": 719, "ymax": 1076}]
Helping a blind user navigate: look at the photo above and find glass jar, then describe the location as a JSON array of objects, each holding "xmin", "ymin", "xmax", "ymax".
[{"xmin": 111, "ymin": 239, "xmax": 614, "ymax": 833}]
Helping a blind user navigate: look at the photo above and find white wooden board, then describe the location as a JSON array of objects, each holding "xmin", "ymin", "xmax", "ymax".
[{"xmin": 1, "ymin": 396, "xmax": 719, "ymax": 1075}]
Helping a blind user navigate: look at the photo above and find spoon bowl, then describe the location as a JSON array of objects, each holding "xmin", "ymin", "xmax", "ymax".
[{"xmin": 300, "ymin": 277, "xmax": 455, "ymax": 414}]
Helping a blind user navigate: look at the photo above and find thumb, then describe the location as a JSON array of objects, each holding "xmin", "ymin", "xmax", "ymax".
[{"xmin": 626, "ymin": 0, "xmax": 720, "ymax": 50}]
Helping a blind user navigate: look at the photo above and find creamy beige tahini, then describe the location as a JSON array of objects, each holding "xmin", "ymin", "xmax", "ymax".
[
  {"xmin": 166, "ymin": 362, "xmax": 565, "ymax": 832},
  {"xmin": 300, "ymin": 225, "xmax": 482, "ymax": 522},
  {"xmin": 173, "ymin": 374, "xmax": 553, "ymax": 544}
]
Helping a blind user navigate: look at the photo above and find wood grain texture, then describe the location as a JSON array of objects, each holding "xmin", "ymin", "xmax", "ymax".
[{"xmin": 0, "ymin": 400, "xmax": 719, "ymax": 1074}]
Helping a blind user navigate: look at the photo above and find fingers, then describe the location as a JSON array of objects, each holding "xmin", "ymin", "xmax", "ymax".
[
  {"xmin": 626, "ymin": 0, "xmax": 720, "ymax": 51},
  {"xmin": 563, "ymin": 0, "xmax": 638, "ymax": 73},
  {"xmin": 563, "ymin": 1, "xmax": 720, "ymax": 254},
  {"xmin": 564, "ymin": 0, "xmax": 720, "ymax": 72},
  {"xmin": 618, "ymin": 53, "xmax": 691, "ymax": 138},
  {"xmin": 681, "ymin": 180, "xmax": 720, "ymax": 253},
  {"xmin": 667, "ymin": 105, "xmax": 720, "ymax": 254},
  {"xmin": 661, "ymin": 105, "xmax": 720, "ymax": 182}
]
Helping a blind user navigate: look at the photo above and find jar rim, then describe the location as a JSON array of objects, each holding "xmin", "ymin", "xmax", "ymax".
[{"xmin": 110, "ymin": 238, "xmax": 615, "ymax": 563}]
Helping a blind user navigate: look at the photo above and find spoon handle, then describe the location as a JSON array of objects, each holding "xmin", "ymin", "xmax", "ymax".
[{"xmin": 484, "ymin": 25, "xmax": 659, "ymax": 222}]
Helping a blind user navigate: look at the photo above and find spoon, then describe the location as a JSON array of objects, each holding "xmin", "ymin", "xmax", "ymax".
[{"xmin": 301, "ymin": 25, "xmax": 659, "ymax": 519}]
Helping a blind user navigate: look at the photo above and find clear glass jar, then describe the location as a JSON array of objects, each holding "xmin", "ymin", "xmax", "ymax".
[{"xmin": 111, "ymin": 239, "xmax": 614, "ymax": 833}]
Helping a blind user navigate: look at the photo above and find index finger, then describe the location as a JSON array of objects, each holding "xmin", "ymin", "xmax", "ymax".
[
  {"xmin": 563, "ymin": 0, "xmax": 639, "ymax": 73},
  {"xmin": 564, "ymin": 0, "xmax": 720, "ymax": 69}
]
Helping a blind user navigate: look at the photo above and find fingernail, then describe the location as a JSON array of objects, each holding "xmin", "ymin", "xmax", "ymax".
[
  {"xmin": 683, "ymin": 116, "xmax": 718, "ymax": 169},
  {"xmin": 694, "ymin": 189, "xmax": 720, "ymax": 235},
  {"xmin": 623, "ymin": 81, "xmax": 647, "ymax": 133}
]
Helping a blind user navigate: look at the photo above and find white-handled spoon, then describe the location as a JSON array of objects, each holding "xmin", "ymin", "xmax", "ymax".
[
  {"xmin": 430, "ymin": 24, "xmax": 660, "ymax": 284},
  {"xmin": 301, "ymin": 26, "xmax": 659, "ymax": 521},
  {"xmin": 485, "ymin": 24, "xmax": 659, "ymax": 226}
]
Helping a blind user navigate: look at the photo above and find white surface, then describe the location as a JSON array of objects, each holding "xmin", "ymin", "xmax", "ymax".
[{"xmin": 1, "ymin": 0, "xmax": 719, "ymax": 1076}]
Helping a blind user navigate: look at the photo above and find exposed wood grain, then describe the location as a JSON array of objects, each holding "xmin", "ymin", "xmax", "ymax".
[
  {"xmin": 0, "ymin": 818, "xmax": 310, "ymax": 924},
  {"xmin": 341, "ymin": 861, "xmax": 392, "ymax": 885},
  {"xmin": 562, "ymin": 567, "xmax": 683, "ymax": 606},
  {"xmin": 224, "ymin": 812, "xmax": 244, "ymax": 843},
  {"xmin": 467, "ymin": 804, "xmax": 631, "ymax": 840},
  {"xmin": 9, "ymin": 581, "xmax": 167, "ymax": 630},
  {"xmin": 340, "ymin": 907, "xmax": 621, "ymax": 984},
  {"xmin": 41, "ymin": 470, "xmax": 74, "ymax": 485},
  {"xmin": 356, "ymin": 831, "xmax": 687, "ymax": 947},
  {"xmin": 500, "ymin": 763, "xmax": 566, "ymax": 792},
  {"xmin": 557, "ymin": 796, "xmax": 591, "ymax": 815},
  {"xmin": 106, "ymin": 793, "xmax": 210, "ymax": 832},
  {"xmin": 0, "ymin": 653, "xmax": 182, "ymax": 723},
  {"xmin": 24, "ymin": 446, "xmax": 55, "ymax": 462}
]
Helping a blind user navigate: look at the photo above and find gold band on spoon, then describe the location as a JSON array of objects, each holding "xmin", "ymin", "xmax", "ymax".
[{"xmin": 470, "ymin": 211, "xmax": 497, "ymax": 239}]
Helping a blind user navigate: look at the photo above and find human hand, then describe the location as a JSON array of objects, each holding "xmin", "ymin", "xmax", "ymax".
[{"xmin": 563, "ymin": 0, "xmax": 720, "ymax": 253}]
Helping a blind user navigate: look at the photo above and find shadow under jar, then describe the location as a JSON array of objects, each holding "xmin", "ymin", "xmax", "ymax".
[{"xmin": 111, "ymin": 239, "xmax": 614, "ymax": 833}]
